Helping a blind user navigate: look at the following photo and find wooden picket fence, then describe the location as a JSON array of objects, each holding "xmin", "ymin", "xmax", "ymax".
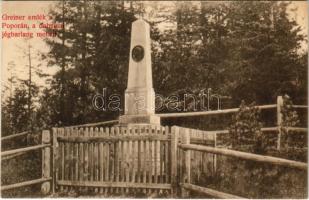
[
  {"xmin": 51, "ymin": 125, "xmax": 217, "ymax": 196},
  {"xmin": 53, "ymin": 125, "xmax": 172, "ymax": 195},
  {"xmin": 2, "ymin": 124, "xmax": 306, "ymax": 198}
]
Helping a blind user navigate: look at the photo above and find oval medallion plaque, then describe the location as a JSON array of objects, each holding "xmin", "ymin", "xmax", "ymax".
[{"xmin": 132, "ymin": 45, "xmax": 144, "ymax": 62}]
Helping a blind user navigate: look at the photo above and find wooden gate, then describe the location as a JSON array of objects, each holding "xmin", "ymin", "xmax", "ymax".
[{"xmin": 52, "ymin": 125, "xmax": 173, "ymax": 196}]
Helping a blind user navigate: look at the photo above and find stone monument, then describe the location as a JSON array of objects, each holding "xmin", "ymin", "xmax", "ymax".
[{"xmin": 119, "ymin": 19, "xmax": 160, "ymax": 125}]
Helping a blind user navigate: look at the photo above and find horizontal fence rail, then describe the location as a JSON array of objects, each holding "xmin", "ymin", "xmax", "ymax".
[
  {"xmin": 57, "ymin": 180, "xmax": 172, "ymax": 190},
  {"xmin": 207, "ymin": 127, "xmax": 279, "ymax": 135},
  {"xmin": 1, "ymin": 144, "xmax": 51, "ymax": 157},
  {"xmin": 2, "ymin": 152, "xmax": 27, "ymax": 161},
  {"xmin": 292, "ymin": 105, "xmax": 308, "ymax": 109},
  {"xmin": 1, "ymin": 177, "xmax": 52, "ymax": 191},
  {"xmin": 57, "ymin": 134, "xmax": 171, "ymax": 143},
  {"xmin": 261, "ymin": 127, "xmax": 279, "ymax": 132},
  {"xmin": 157, "ymin": 104, "xmax": 277, "ymax": 118},
  {"xmin": 285, "ymin": 127, "xmax": 307, "ymax": 132},
  {"xmin": 180, "ymin": 183, "xmax": 244, "ymax": 199},
  {"xmin": 64, "ymin": 120, "xmax": 119, "ymax": 128},
  {"xmin": 1, "ymin": 131, "xmax": 29, "ymax": 141},
  {"xmin": 179, "ymin": 144, "xmax": 307, "ymax": 170},
  {"xmin": 210, "ymin": 127, "xmax": 307, "ymax": 135}
]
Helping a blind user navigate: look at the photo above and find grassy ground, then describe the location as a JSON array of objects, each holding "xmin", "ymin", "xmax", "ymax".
[
  {"xmin": 52, "ymin": 189, "xmax": 170, "ymax": 198},
  {"xmin": 2, "ymin": 150, "xmax": 306, "ymax": 198},
  {"xmin": 190, "ymin": 155, "xmax": 307, "ymax": 198},
  {"xmin": 1, "ymin": 152, "xmax": 43, "ymax": 198}
]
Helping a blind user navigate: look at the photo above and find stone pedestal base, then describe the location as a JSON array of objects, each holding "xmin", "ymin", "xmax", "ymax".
[
  {"xmin": 124, "ymin": 88, "xmax": 155, "ymax": 115},
  {"xmin": 119, "ymin": 114, "xmax": 160, "ymax": 126}
]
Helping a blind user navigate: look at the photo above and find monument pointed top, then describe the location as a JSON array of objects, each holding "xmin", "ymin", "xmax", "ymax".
[
  {"xmin": 133, "ymin": 18, "xmax": 148, "ymax": 25},
  {"xmin": 136, "ymin": 18, "xmax": 144, "ymax": 21}
]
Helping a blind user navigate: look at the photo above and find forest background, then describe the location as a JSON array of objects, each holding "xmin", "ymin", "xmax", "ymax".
[{"xmin": 1, "ymin": 1, "xmax": 308, "ymax": 134}]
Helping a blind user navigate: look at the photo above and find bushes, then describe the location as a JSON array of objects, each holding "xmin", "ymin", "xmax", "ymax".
[
  {"xmin": 278, "ymin": 95, "xmax": 307, "ymax": 162},
  {"xmin": 228, "ymin": 97, "xmax": 306, "ymax": 158},
  {"xmin": 229, "ymin": 101, "xmax": 272, "ymax": 154}
]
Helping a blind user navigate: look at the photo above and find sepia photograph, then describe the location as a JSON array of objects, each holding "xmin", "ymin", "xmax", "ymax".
[{"xmin": 1, "ymin": 0, "xmax": 308, "ymax": 198}]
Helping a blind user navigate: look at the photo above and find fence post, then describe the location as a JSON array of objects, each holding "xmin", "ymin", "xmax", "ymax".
[
  {"xmin": 41, "ymin": 130, "xmax": 51, "ymax": 195},
  {"xmin": 213, "ymin": 133, "xmax": 217, "ymax": 173},
  {"xmin": 52, "ymin": 128, "xmax": 58, "ymax": 194},
  {"xmin": 171, "ymin": 126, "xmax": 179, "ymax": 197},
  {"xmin": 277, "ymin": 96, "xmax": 283, "ymax": 150},
  {"xmin": 181, "ymin": 128, "xmax": 191, "ymax": 198}
]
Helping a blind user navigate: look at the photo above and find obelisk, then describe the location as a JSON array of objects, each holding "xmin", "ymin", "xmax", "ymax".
[{"xmin": 119, "ymin": 19, "xmax": 160, "ymax": 125}]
